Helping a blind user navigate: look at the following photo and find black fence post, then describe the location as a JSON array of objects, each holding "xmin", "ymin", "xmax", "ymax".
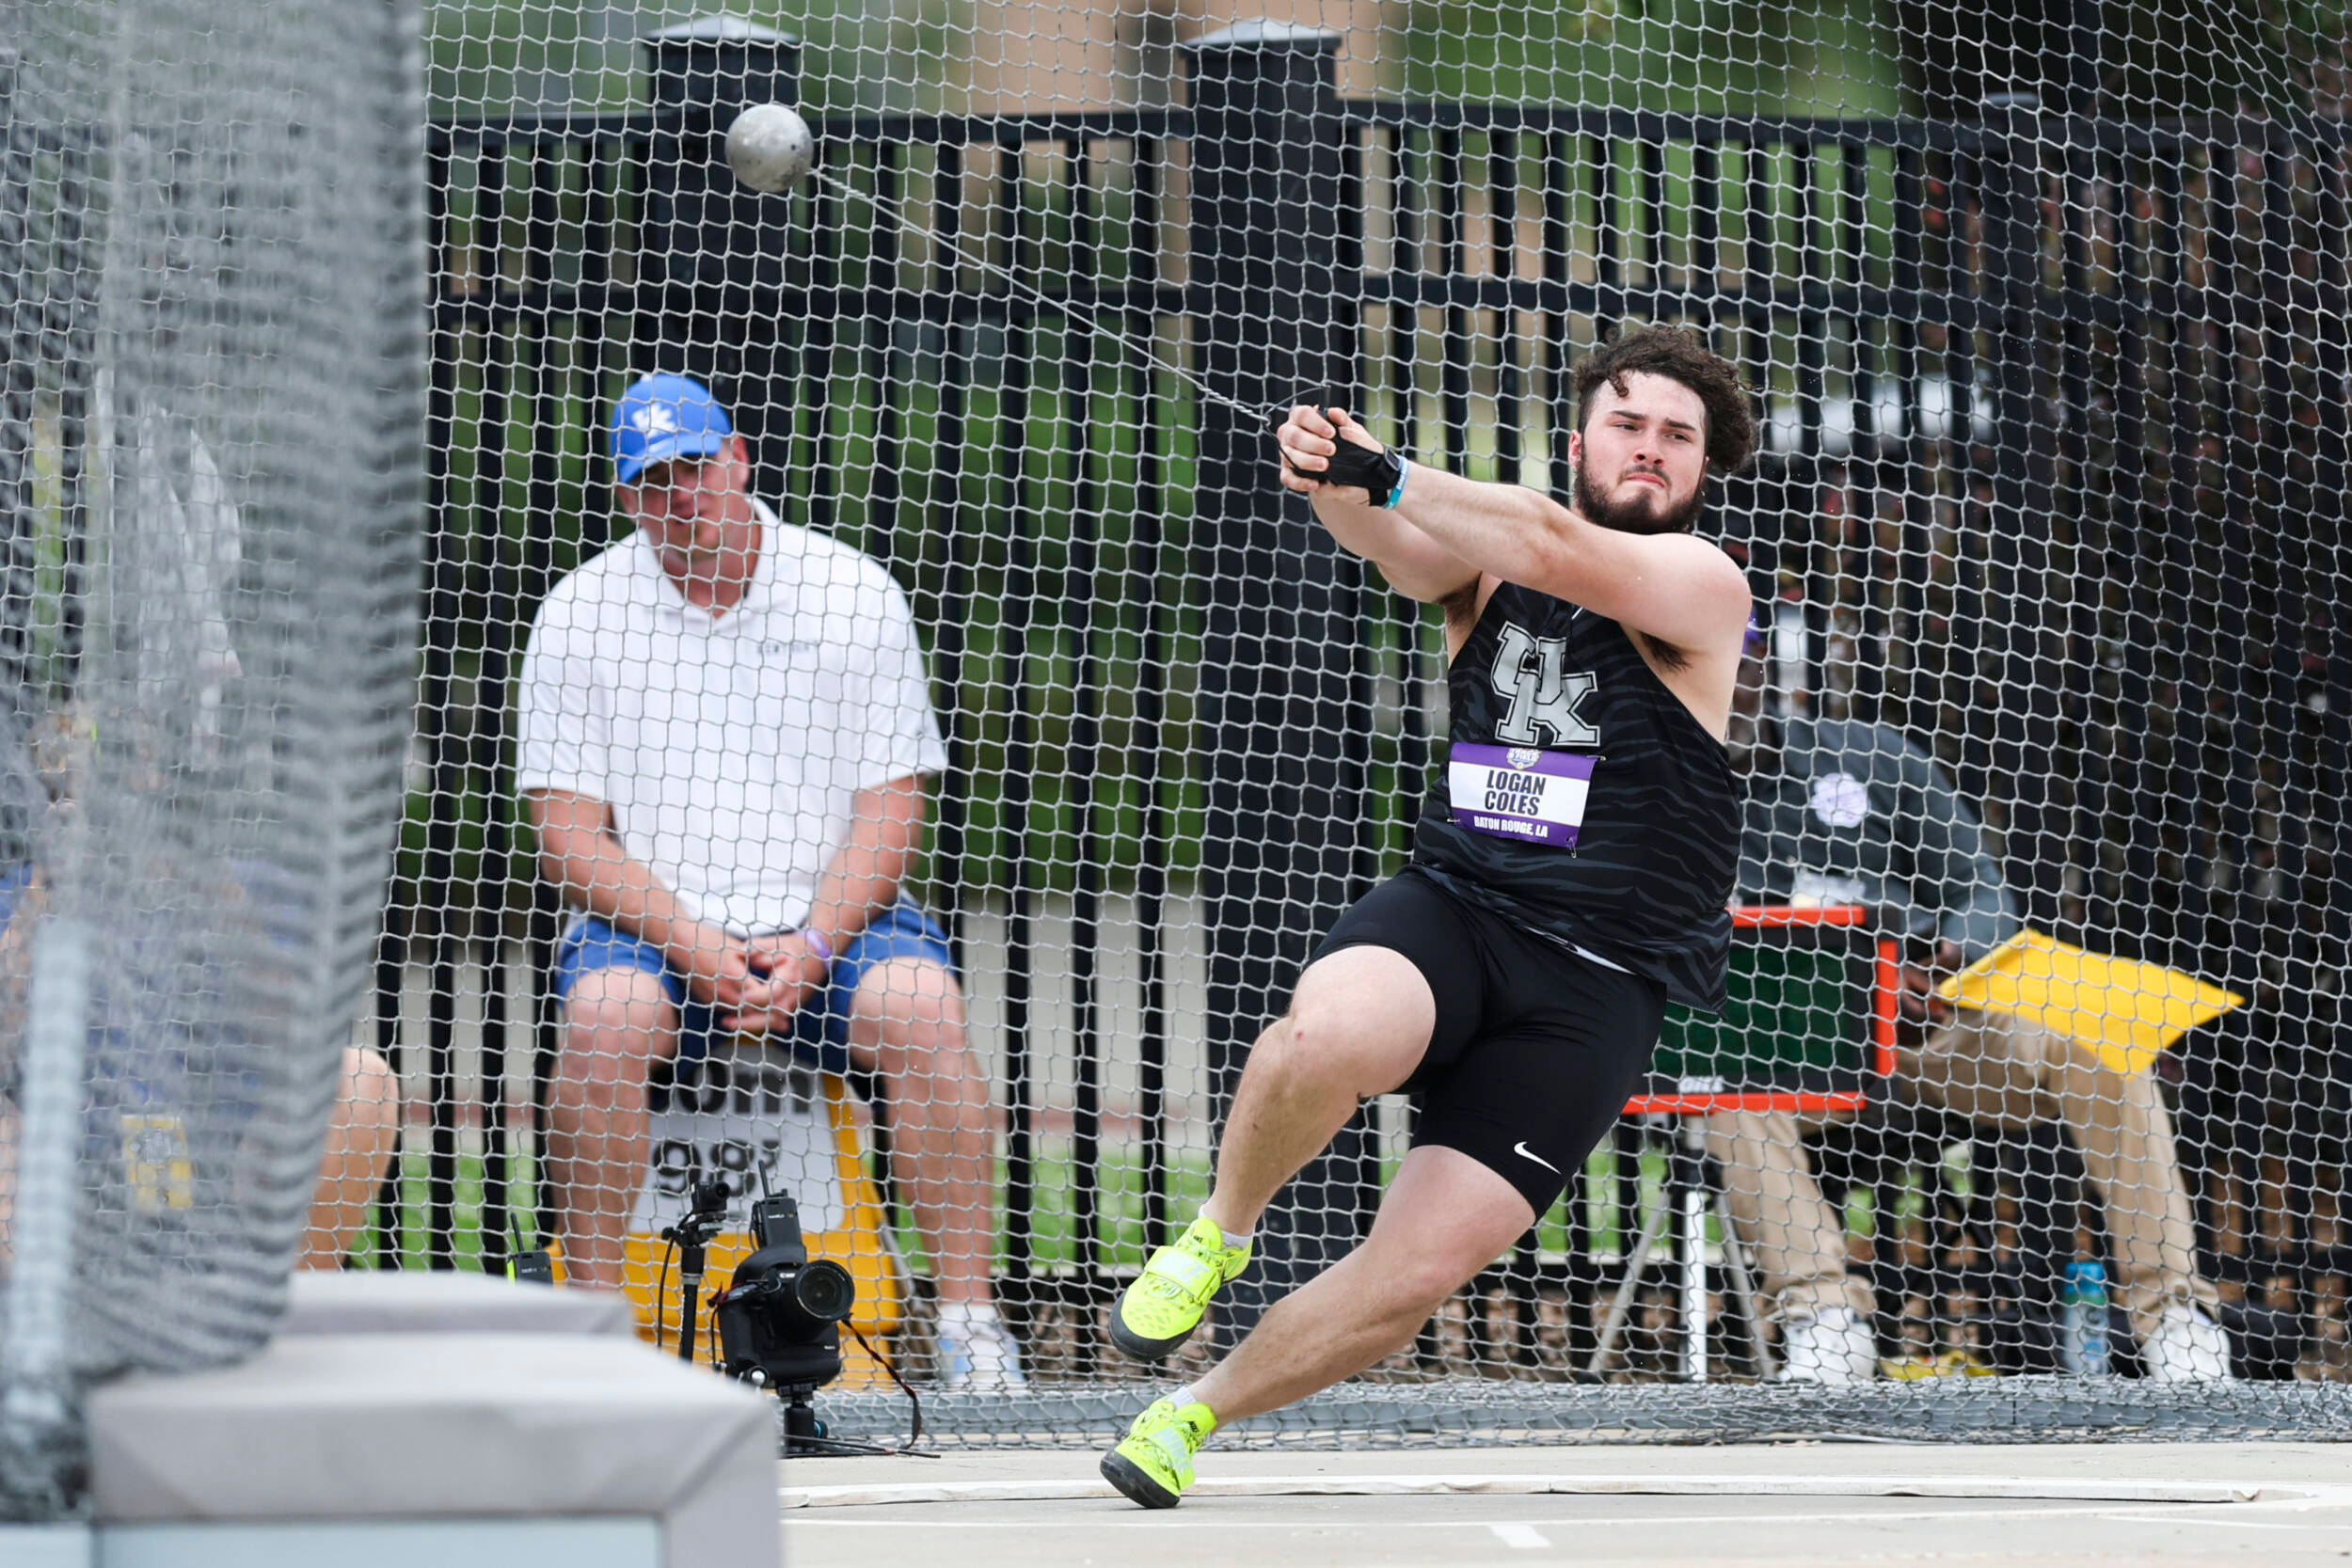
[
  {"xmin": 1977, "ymin": 95, "xmax": 2066, "ymax": 930},
  {"xmin": 640, "ymin": 18, "xmax": 802, "ymax": 496},
  {"xmin": 1182, "ymin": 23, "xmax": 1371, "ymax": 1336}
]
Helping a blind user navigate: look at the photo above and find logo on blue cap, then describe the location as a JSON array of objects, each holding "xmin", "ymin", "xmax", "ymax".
[{"xmin": 611, "ymin": 372, "xmax": 732, "ymax": 485}]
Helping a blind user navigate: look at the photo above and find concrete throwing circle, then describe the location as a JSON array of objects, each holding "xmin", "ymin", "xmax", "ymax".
[{"xmin": 782, "ymin": 1472, "xmax": 2287, "ymax": 1510}]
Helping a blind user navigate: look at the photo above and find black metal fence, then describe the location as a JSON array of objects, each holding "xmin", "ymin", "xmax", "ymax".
[{"xmin": 391, "ymin": 25, "xmax": 2348, "ymax": 1368}]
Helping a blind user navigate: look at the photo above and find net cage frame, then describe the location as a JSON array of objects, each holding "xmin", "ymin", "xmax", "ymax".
[{"xmin": 378, "ymin": 20, "xmax": 2352, "ymax": 1445}]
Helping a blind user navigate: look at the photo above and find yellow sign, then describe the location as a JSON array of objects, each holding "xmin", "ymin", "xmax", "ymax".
[
  {"xmin": 1936, "ymin": 927, "xmax": 2244, "ymax": 1077},
  {"xmin": 120, "ymin": 1114, "xmax": 195, "ymax": 1212}
]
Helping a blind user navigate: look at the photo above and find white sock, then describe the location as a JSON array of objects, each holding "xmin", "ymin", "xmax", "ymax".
[
  {"xmin": 936, "ymin": 1300, "xmax": 1001, "ymax": 1338},
  {"xmin": 1221, "ymin": 1228, "xmax": 1250, "ymax": 1250},
  {"xmin": 1166, "ymin": 1383, "xmax": 1202, "ymax": 1411}
]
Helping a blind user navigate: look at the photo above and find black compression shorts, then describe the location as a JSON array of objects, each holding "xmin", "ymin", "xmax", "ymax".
[{"xmin": 1311, "ymin": 866, "xmax": 1666, "ymax": 1215}]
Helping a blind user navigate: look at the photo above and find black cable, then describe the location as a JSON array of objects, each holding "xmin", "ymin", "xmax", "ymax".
[
  {"xmin": 655, "ymin": 1236, "xmax": 676, "ymax": 1351},
  {"xmin": 846, "ymin": 1320, "xmax": 924, "ymax": 1451}
]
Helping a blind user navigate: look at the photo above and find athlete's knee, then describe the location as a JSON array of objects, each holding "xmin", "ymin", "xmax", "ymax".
[
  {"xmin": 1385, "ymin": 1250, "xmax": 1479, "ymax": 1320},
  {"xmin": 1254, "ymin": 1005, "xmax": 1389, "ymax": 1098},
  {"xmin": 1273, "ymin": 949, "xmax": 1434, "ymax": 1091}
]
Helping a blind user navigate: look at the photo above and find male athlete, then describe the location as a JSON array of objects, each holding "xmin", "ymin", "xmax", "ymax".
[{"xmin": 1098, "ymin": 325, "xmax": 1759, "ymax": 1507}]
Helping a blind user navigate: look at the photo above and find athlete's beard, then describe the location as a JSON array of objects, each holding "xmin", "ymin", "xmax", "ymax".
[{"xmin": 1574, "ymin": 462, "xmax": 1706, "ymax": 536}]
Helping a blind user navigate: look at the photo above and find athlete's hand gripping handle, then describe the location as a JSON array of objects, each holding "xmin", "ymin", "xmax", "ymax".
[{"xmin": 1276, "ymin": 397, "xmax": 1404, "ymax": 504}]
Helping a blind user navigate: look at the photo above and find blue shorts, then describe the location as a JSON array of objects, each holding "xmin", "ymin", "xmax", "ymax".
[{"xmin": 551, "ymin": 901, "xmax": 958, "ymax": 1076}]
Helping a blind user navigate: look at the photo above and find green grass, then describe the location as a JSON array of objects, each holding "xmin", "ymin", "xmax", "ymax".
[
  {"xmin": 353, "ymin": 1134, "xmax": 1939, "ymax": 1275},
  {"xmin": 353, "ymin": 1142, "xmax": 1225, "ymax": 1276},
  {"xmin": 931, "ymin": 1148, "xmax": 1218, "ymax": 1275},
  {"xmin": 349, "ymin": 1147, "xmax": 544, "ymax": 1272}
]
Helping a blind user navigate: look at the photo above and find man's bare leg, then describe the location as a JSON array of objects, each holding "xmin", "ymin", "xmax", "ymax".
[
  {"xmin": 1199, "ymin": 945, "xmax": 1436, "ymax": 1240},
  {"xmin": 1193, "ymin": 1146, "xmax": 1534, "ymax": 1421},
  {"xmin": 301, "ymin": 1046, "xmax": 403, "ymax": 1269},
  {"xmin": 547, "ymin": 967, "xmax": 677, "ymax": 1289},
  {"xmin": 0, "ymin": 1100, "xmax": 16, "ymax": 1263},
  {"xmin": 848, "ymin": 957, "xmax": 998, "ymax": 1304}
]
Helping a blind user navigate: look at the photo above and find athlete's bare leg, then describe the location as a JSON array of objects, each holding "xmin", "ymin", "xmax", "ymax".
[
  {"xmin": 1194, "ymin": 1146, "xmax": 1535, "ymax": 1420},
  {"xmin": 1199, "ymin": 945, "xmax": 1435, "ymax": 1239}
]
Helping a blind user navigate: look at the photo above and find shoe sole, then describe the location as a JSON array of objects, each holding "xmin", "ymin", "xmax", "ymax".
[
  {"xmin": 1101, "ymin": 1449, "xmax": 1183, "ymax": 1509},
  {"xmin": 1106, "ymin": 1309, "xmax": 1194, "ymax": 1364}
]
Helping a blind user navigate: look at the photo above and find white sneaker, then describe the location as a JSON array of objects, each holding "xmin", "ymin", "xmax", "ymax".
[
  {"xmin": 2142, "ymin": 1303, "xmax": 2233, "ymax": 1383},
  {"xmin": 935, "ymin": 1305, "xmax": 1027, "ymax": 1391},
  {"xmin": 1780, "ymin": 1306, "xmax": 1879, "ymax": 1386}
]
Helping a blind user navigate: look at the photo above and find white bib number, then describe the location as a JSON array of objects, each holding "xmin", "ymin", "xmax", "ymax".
[{"xmin": 1448, "ymin": 742, "xmax": 1597, "ymax": 848}]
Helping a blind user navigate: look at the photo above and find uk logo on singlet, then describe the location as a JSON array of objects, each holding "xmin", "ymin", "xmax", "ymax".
[{"xmin": 1489, "ymin": 624, "xmax": 1597, "ymax": 747}]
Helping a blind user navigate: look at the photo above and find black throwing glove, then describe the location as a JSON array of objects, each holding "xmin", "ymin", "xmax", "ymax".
[{"xmin": 1279, "ymin": 405, "xmax": 1405, "ymax": 504}]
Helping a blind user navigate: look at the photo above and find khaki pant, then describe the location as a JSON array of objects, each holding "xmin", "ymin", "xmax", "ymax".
[{"xmin": 1701, "ymin": 1006, "xmax": 2217, "ymax": 1344}]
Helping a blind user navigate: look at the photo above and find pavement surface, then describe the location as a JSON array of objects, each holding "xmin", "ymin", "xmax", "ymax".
[{"xmin": 780, "ymin": 1442, "xmax": 2352, "ymax": 1566}]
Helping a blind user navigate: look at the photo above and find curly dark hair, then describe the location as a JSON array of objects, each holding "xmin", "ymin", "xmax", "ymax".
[{"xmin": 1572, "ymin": 325, "xmax": 1758, "ymax": 474}]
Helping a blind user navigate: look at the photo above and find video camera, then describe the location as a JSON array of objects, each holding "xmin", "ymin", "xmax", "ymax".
[
  {"xmin": 711, "ymin": 1192, "xmax": 856, "ymax": 1397},
  {"xmin": 664, "ymin": 1178, "xmax": 919, "ymax": 1456}
]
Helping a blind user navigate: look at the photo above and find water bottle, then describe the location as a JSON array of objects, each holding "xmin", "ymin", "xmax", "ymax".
[{"xmin": 2058, "ymin": 1259, "xmax": 2110, "ymax": 1374}]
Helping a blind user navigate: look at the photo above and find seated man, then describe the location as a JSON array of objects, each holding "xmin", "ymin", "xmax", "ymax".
[
  {"xmin": 1707, "ymin": 622, "xmax": 2232, "ymax": 1383},
  {"xmin": 515, "ymin": 372, "xmax": 1018, "ymax": 1387}
]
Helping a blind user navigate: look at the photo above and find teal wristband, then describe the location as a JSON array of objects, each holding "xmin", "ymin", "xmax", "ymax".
[{"xmin": 1382, "ymin": 456, "xmax": 1411, "ymax": 510}]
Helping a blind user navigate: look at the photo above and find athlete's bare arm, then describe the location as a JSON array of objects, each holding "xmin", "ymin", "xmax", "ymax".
[
  {"xmin": 1289, "ymin": 399, "xmax": 1750, "ymax": 737},
  {"xmin": 1394, "ymin": 468, "xmax": 1749, "ymax": 655},
  {"xmin": 1277, "ymin": 404, "xmax": 1744, "ymax": 645}
]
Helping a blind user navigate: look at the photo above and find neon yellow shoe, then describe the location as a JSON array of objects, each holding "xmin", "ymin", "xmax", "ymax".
[
  {"xmin": 1108, "ymin": 1216, "xmax": 1250, "ymax": 1362},
  {"xmin": 1100, "ymin": 1397, "xmax": 1217, "ymax": 1509}
]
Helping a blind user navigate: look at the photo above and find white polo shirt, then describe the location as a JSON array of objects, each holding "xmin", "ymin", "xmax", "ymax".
[{"xmin": 514, "ymin": 499, "xmax": 948, "ymax": 936}]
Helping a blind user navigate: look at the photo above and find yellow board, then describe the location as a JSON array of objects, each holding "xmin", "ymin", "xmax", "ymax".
[
  {"xmin": 120, "ymin": 1114, "xmax": 195, "ymax": 1212},
  {"xmin": 619, "ymin": 1055, "xmax": 905, "ymax": 1391},
  {"xmin": 1935, "ymin": 927, "xmax": 2245, "ymax": 1076}
]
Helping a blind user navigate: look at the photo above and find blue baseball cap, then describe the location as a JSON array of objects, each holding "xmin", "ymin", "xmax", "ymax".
[{"xmin": 611, "ymin": 372, "xmax": 733, "ymax": 486}]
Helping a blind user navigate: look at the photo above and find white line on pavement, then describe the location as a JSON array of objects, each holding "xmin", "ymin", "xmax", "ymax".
[{"xmin": 2094, "ymin": 1514, "xmax": 2352, "ymax": 1532}]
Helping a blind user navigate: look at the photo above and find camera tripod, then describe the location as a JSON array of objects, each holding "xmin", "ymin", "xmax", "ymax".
[
  {"xmin": 661, "ymin": 1178, "xmax": 734, "ymax": 1366},
  {"xmin": 755, "ymin": 1374, "xmax": 935, "ymax": 1459}
]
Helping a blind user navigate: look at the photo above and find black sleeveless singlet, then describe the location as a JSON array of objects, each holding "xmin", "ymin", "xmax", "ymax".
[{"xmin": 1410, "ymin": 580, "xmax": 1741, "ymax": 1012}]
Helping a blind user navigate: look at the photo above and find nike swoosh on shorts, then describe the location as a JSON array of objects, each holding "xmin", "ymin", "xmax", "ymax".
[{"xmin": 1513, "ymin": 1141, "xmax": 1560, "ymax": 1174}]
